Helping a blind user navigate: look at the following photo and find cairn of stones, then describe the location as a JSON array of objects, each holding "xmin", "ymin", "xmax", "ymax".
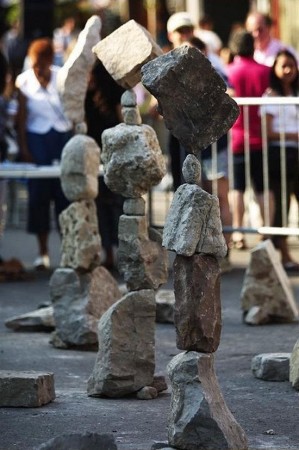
[
  {"xmin": 142, "ymin": 46, "xmax": 248, "ymax": 449},
  {"xmin": 49, "ymin": 15, "xmax": 121, "ymax": 350},
  {"xmin": 87, "ymin": 20, "xmax": 168, "ymax": 398},
  {"xmin": 87, "ymin": 88, "xmax": 168, "ymax": 398}
]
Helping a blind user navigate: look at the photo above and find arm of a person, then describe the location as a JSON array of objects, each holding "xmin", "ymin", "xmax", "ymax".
[
  {"xmin": 16, "ymin": 90, "xmax": 32, "ymax": 162},
  {"xmin": 266, "ymin": 112, "xmax": 298, "ymax": 142}
]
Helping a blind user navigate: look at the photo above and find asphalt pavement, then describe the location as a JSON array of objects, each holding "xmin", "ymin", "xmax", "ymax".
[{"xmin": 0, "ymin": 227, "xmax": 299, "ymax": 450}]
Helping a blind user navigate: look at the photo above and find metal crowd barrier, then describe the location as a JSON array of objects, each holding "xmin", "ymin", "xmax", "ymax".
[
  {"xmin": 0, "ymin": 97, "xmax": 298, "ymax": 237},
  {"xmin": 149, "ymin": 96, "xmax": 299, "ymax": 237}
]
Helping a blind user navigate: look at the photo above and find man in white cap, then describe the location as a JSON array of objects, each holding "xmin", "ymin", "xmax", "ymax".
[{"xmin": 167, "ymin": 11, "xmax": 194, "ymax": 49}]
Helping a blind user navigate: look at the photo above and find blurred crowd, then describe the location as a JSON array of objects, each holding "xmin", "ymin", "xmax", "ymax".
[{"xmin": 0, "ymin": 7, "xmax": 298, "ymax": 277}]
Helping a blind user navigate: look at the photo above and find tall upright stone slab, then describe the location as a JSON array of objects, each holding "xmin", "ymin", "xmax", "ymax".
[
  {"xmin": 87, "ymin": 290, "xmax": 156, "ymax": 397},
  {"xmin": 141, "ymin": 45, "xmax": 239, "ymax": 153},
  {"xmin": 57, "ymin": 15, "xmax": 102, "ymax": 126},
  {"xmin": 173, "ymin": 254, "xmax": 221, "ymax": 352},
  {"xmin": 241, "ymin": 239, "xmax": 298, "ymax": 325},
  {"xmin": 92, "ymin": 20, "xmax": 163, "ymax": 89}
]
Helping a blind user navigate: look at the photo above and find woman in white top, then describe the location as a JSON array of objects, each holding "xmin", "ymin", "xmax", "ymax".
[
  {"xmin": 262, "ymin": 50, "xmax": 299, "ymax": 271},
  {"xmin": 16, "ymin": 38, "xmax": 73, "ymax": 269}
]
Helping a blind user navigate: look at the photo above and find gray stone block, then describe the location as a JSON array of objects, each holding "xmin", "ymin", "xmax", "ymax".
[
  {"xmin": 0, "ymin": 371, "xmax": 55, "ymax": 407},
  {"xmin": 36, "ymin": 432, "xmax": 117, "ymax": 449},
  {"xmin": 251, "ymin": 353, "xmax": 290, "ymax": 381}
]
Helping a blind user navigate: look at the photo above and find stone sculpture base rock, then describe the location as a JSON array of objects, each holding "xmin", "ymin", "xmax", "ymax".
[{"xmin": 167, "ymin": 352, "xmax": 248, "ymax": 450}]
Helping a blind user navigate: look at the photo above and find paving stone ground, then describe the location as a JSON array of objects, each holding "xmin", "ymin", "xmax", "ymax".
[{"xmin": 0, "ymin": 228, "xmax": 299, "ymax": 450}]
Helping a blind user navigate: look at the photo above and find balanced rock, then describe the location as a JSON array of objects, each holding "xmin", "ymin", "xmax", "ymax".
[
  {"xmin": 290, "ymin": 339, "xmax": 299, "ymax": 390},
  {"xmin": 251, "ymin": 353, "xmax": 290, "ymax": 381},
  {"xmin": 92, "ymin": 20, "xmax": 162, "ymax": 89},
  {"xmin": 101, "ymin": 95, "xmax": 166, "ymax": 197},
  {"xmin": 61, "ymin": 134, "xmax": 100, "ymax": 201},
  {"xmin": 59, "ymin": 200, "xmax": 101, "ymax": 270},
  {"xmin": 118, "ymin": 214, "xmax": 168, "ymax": 291},
  {"xmin": 163, "ymin": 156, "xmax": 227, "ymax": 260},
  {"xmin": 167, "ymin": 352, "xmax": 248, "ymax": 450},
  {"xmin": 141, "ymin": 45, "xmax": 239, "ymax": 153},
  {"xmin": 50, "ymin": 267, "xmax": 121, "ymax": 349},
  {"xmin": 57, "ymin": 15, "xmax": 101, "ymax": 125},
  {"xmin": 0, "ymin": 371, "xmax": 55, "ymax": 407},
  {"xmin": 87, "ymin": 289, "xmax": 156, "ymax": 397},
  {"xmin": 241, "ymin": 240, "xmax": 298, "ymax": 324},
  {"xmin": 173, "ymin": 253, "xmax": 221, "ymax": 352}
]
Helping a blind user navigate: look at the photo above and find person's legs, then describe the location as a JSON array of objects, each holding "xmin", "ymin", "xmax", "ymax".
[{"xmin": 231, "ymin": 153, "xmax": 246, "ymax": 248}]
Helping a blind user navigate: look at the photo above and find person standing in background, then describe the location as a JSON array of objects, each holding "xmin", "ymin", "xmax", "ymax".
[
  {"xmin": 245, "ymin": 11, "xmax": 299, "ymax": 67},
  {"xmin": 227, "ymin": 30, "xmax": 272, "ymax": 250},
  {"xmin": 16, "ymin": 38, "xmax": 73, "ymax": 269},
  {"xmin": 85, "ymin": 60, "xmax": 125, "ymax": 271},
  {"xmin": 262, "ymin": 50, "xmax": 299, "ymax": 271},
  {"xmin": 53, "ymin": 16, "xmax": 79, "ymax": 67}
]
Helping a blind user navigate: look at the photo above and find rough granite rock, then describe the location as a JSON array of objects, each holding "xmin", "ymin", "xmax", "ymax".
[
  {"xmin": 101, "ymin": 122, "xmax": 166, "ymax": 198},
  {"xmin": 162, "ymin": 183, "xmax": 227, "ymax": 259},
  {"xmin": 123, "ymin": 198, "xmax": 145, "ymax": 216},
  {"xmin": 173, "ymin": 254, "xmax": 221, "ymax": 352},
  {"xmin": 241, "ymin": 240, "xmax": 298, "ymax": 324},
  {"xmin": 5, "ymin": 306, "xmax": 55, "ymax": 331},
  {"xmin": 61, "ymin": 134, "xmax": 100, "ymax": 202},
  {"xmin": 87, "ymin": 289, "xmax": 156, "ymax": 397},
  {"xmin": 57, "ymin": 15, "xmax": 101, "ymax": 125},
  {"xmin": 167, "ymin": 352, "xmax": 248, "ymax": 450},
  {"xmin": 36, "ymin": 433, "xmax": 117, "ymax": 450},
  {"xmin": 141, "ymin": 45, "xmax": 239, "ymax": 153},
  {"xmin": 92, "ymin": 20, "xmax": 163, "ymax": 89},
  {"xmin": 251, "ymin": 353, "xmax": 290, "ymax": 381},
  {"xmin": 290, "ymin": 339, "xmax": 299, "ymax": 390},
  {"xmin": 118, "ymin": 214, "xmax": 168, "ymax": 291},
  {"xmin": 0, "ymin": 371, "xmax": 55, "ymax": 407},
  {"xmin": 59, "ymin": 200, "xmax": 101, "ymax": 270},
  {"xmin": 50, "ymin": 267, "xmax": 121, "ymax": 349}
]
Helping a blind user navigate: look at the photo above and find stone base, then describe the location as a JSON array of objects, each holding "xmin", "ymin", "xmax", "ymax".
[{"xmin": 167, "ymin": 352, "xmax": 248, "ymax": 450}]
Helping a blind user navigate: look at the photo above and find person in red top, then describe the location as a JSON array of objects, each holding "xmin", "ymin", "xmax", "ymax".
[{"xmin": 227, "ymin": 30, "xmax": 272, "ymax": 249}]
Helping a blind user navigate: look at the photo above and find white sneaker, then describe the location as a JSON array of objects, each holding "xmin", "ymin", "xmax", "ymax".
[{"xmin": 33, "ymin": 255, "xmax": 50, "ymax": 270}]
